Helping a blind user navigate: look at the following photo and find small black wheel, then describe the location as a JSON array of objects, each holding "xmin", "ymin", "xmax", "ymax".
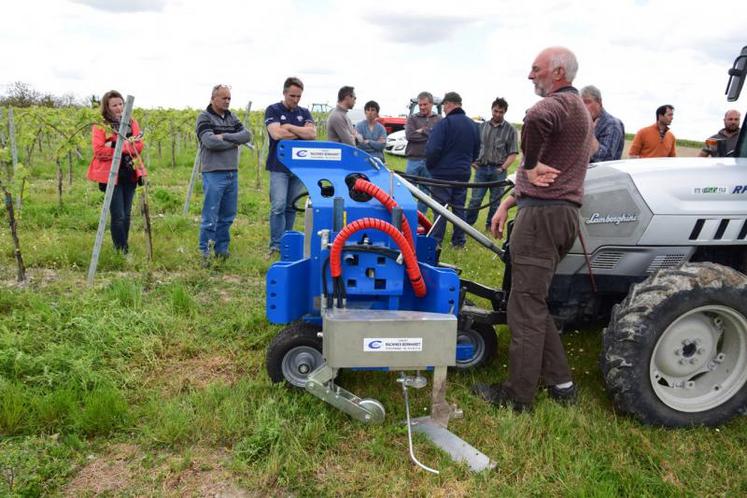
[
  {"xmin": 454, "ymin": 323, "xmax": 498, "ymax": 369},
  {"xmin": 266, "ymin": 322, "xmax": 323, "ymax": 388}
]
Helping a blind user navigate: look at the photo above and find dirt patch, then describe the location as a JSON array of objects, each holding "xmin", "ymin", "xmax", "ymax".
[
  {"xmin": 161, "ymin": 447, "xmax": 256, "ymax": 497},
  {"xmin": 64, "ymin": 444, "xmax": 261, "ymax": 497},
  {"xmin": 63, "ymin": 443, "xmax": 138, "ymax": 496},
  {"xmin": 0, "ymin": 267, "xmax": 64, "ymax": 289},
  {"xmin": 145, "ymin": 354, "xmax": 243, "ymax": 396}
]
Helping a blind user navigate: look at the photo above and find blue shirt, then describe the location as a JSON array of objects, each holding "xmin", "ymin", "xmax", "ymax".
[
  {"xmin": 591, "ymin": 108, "xmax": 625, "ymax": 162},
  {"xmin": 264, "ymin": 102, "xmax": 314, "ymax": 173},
  {"xmin": 355, "ymin": 120, "xmax": 387, "ymax": 161}
]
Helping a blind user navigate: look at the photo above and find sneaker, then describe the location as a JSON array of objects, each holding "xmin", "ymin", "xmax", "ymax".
[
  {"xmin": 471, "ymin": 383, "xmax": 532, "ymax": 413},
  {"xmin": 265, "ymin": 247, "xmax": 279, "ymax": 260},
  {"xmin": 200, "ymin": 252, "xmax": 211, "ymax": 268},
  {"xmin": 215, "ymin": 252, "xmax": 230, "ymax": 261},
  {"xmin": 547, "ymin": 383, "xmax": 578, "ymax": 405}
]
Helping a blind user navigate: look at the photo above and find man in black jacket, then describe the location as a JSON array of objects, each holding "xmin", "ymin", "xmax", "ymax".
[{"xmin": 425, "ymin": 91, "xmax": 480, "ymax": 248}]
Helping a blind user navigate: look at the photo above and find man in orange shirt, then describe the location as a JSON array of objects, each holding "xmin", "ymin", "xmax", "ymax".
[{"xmin": 629, "ymin": 105, "xmax": 676, "ymax": 158}]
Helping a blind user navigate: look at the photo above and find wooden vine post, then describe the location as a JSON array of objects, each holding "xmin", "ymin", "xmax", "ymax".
[
  {"xmin": 0, "ymin": 177, "xmax": 26, "ymax": 282},
  {"xmin": 8, "ymin": 108, "xmax": 20, "ymax": 208},
  {"xmin": 87, "ymin": 95, "xmax": 135, "ymax": 286}
]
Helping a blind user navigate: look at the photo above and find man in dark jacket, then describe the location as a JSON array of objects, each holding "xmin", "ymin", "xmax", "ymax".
[
  {"xmin": 425, "ymin": 91, "xmax": 480, "ymax": 248},
  {"xmin": 195, "ymin": 84, "xmax": 251, "ymax": 260}
]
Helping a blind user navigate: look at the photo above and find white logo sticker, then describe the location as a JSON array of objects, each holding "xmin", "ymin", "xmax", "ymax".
[
  {"xmin": 292, "ymin": 147, "xmax": 342, "ymax": 161},
  {"xmin": 363, "ymin": 338, "xmax": 423, "ymax": 352},
  {"xmin": 692, "ymin": 186, "xmax": 728, "ymax": 194},
  {"xmin": 585, "ymin": 212, "xmax": 639, "ymax": 225}
]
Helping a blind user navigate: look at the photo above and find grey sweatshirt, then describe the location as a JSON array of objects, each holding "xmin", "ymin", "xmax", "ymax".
[
  {"xmin": 195, "ymin": 105, "xmax": 251, "ymax": 172},
  {"xmin": 326, "ymin": 105, "xmax": 356, "ymax": 145}
]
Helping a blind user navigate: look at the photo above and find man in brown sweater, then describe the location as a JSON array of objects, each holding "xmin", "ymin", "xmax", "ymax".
[{"xmin": 473, "ymin": 46, "xmax": 593, "ymax": 412}]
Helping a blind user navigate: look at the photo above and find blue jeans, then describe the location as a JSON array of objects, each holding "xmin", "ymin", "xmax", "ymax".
[
  {"xmin": 405, "ymin": 158, "xmax": 431, "ymax": 214},
  {"xmin": 466, "ymin": 167, "xmax": 506, "ymax": 228},
  {"xmin": 110, "ymin": 182, "xmax": 137, "ymax": 253},
  {"xmin": 269, "ymin": 171, "xmax": 305, "ymax": 250},
  {"xmin": 200, "ymin": 170, "xmax": 238, "ymax": 256},
  {"xmin": 428, "ymin": 184, "xmax": 467, "ymax": 247}
]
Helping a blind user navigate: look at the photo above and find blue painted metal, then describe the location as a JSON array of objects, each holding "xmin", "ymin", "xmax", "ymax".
[{"xmin": 266, "ymin": 140, "xmax": 460, "ymax": 326}]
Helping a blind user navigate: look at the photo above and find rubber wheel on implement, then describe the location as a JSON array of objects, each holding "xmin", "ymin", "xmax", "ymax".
[
  {"xmin": 454, "ymin": 323, "xmax": 498, "ymax": 369},
  {"xmin": 266, "ymin": 322, "xmax": 323, "ymax": 388},
  {"xmin": 601, "ymin": 262, "xmax": 747, "ymax": 426}
]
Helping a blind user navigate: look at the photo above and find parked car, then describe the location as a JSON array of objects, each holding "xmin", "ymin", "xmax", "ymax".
[{"xmin": 385, "ymin": 97, "xmax": 444, "ymax": 157}]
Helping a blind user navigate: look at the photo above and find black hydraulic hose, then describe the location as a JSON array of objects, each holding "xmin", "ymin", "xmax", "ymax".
[
  {"xmin": 321, "ymin": 257, "xmax": 333, "ymax": 308},
  {"xmin": 398, "ymin": 172, "xmax": 512, "ymax": 189},
  {"xmin": 428, "ymin": 184, "xmax": 516, "ymax": 213},
  {"xmin": 291, "ymin": 191, "xmax": 309, "ymax": 212}
]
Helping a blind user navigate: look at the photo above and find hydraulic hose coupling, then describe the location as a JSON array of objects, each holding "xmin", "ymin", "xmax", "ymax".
[
  {"xmin": 329, "ymin": 217, "xmax": 427, "ymax": 297},
  {"xmin": 352, "ymin": 178, "xmax": 416, "ymax": 250}
]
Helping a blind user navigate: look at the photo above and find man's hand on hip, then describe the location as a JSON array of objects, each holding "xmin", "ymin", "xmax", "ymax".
[{"xmin": 526, "ymin": 162, "xmax": 560, "ymax": 187}]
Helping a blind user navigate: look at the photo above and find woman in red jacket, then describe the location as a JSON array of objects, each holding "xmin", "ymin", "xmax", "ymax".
[{"xmin": 87, "ymin": 90, "xmax": 146, "ymax": 254}]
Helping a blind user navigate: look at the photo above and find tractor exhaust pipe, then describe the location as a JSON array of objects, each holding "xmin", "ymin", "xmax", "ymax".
[{"xmin": 392, "ymin": 172, "xmax": 504, "ymax": 256}]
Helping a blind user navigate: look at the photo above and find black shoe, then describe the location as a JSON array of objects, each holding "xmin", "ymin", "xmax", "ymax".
[
  {"xmin": 471, "ymin": 383, "xmax": 532, "ymax": 413},
  {"xmin": 547, "ymin": 383, "xmax": 578, "ymax": 405},
  {"xmin": 215, "ymin": 252, "xmax": 230, "ymax": 261}
]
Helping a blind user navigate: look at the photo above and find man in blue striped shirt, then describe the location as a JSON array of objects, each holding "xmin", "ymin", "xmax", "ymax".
[{"xmin": 581, "ymin": 85, "xmax": 625, "ymax": 162}]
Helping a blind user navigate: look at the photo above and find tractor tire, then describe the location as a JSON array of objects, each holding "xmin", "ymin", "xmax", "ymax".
[
  {"xmin": 266, "ymin": 322, "xmax": 323, "ymax": 388},
  {"xmin": 454, "ymin": 323, "xmax": 498, "ymax": 369},
  {"xmin": 601, "ymin": 262, "xmax": 747, "ymax": 426}
]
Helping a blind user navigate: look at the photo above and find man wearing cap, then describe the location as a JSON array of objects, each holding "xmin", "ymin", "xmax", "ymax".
[
  {"xmin": 425, "ymin": 91, "xmax": 480, "ymax": 248},
  {"xmin": 473, "ymin": 47, "xmax": 593, "ymax": 412}
]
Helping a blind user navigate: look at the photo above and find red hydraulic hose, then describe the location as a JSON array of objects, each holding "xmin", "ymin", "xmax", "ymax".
[
  {"xmin": 417, "ymin": 211, "xmax": 432, "ymax": 231},
  {"xmin": 353, "ymin": 178, "xmax": 415, "ymax": 249},
  {"xmin": 330, "ymin": 217, "xmax": 427, "ymax": 297}
]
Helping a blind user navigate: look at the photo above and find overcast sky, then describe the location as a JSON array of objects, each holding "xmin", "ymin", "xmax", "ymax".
[{"xmin": 2, "ymin": 0, "xmax": 744, "ymax": 141}]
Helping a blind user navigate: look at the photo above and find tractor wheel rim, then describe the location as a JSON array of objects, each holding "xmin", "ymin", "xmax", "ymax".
[{"xmin": 650, "ymin": 304, "xmax": 747, "ymax": 412}]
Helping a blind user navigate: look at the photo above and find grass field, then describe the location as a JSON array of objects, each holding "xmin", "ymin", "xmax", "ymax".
[{"xmin": 1, "ymin": 134, "xmax": 746, "ymax": 497}]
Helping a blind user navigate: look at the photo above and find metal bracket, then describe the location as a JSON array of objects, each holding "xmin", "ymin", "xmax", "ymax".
[{"xmin": 305, "ymin": 363, "xmax": 386, "ymax": 424}]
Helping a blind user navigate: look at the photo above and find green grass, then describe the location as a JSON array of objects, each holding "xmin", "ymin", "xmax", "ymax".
[{"xmin": 0, "ymin": 137, "xmax": 745, "ymax": 496}]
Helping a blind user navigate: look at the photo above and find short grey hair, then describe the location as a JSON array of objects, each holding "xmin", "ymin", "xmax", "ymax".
[
  {"xmin": 549, "ymin": 48, "xmax": 578, "ymax": 82},
  {"xmin": 580, "ymin": 85, "xmax": 602, "ymax": 103},
  {"xmin": 417, "ymin": 91, "xmax": 433, "ymax": 103},
  {"xmin": 211, "ymin": 84, "xmax": 230, "ymax": 98}
]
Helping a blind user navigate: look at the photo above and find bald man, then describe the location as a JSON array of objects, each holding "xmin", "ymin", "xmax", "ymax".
[
  {"xmin": 699, "ymin": 110, "xmax": 741, "ymax": 157},
  {"xmin": 473, "ymin": 47, "xmax": 593, "ymax": 412}
]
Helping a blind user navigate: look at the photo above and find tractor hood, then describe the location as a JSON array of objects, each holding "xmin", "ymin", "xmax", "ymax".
[{"xmin": 589, "ymin": 157, "xmax": 747, "ymax": 216}]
